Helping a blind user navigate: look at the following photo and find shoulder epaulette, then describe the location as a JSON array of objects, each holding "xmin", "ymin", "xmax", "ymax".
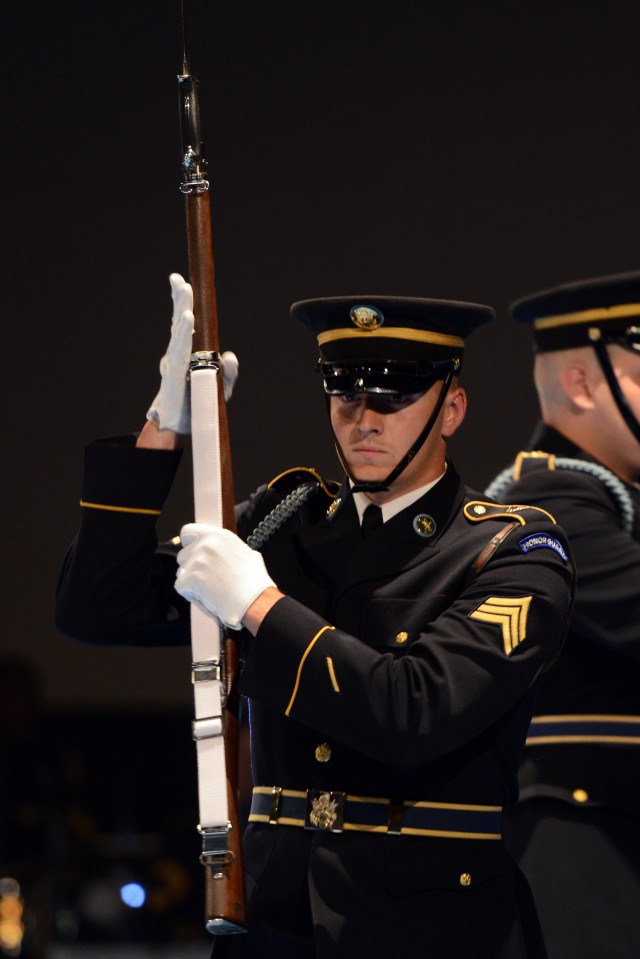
[
  {"xmin": 267, "ymin": 467, "xmax": 339, "ymax": 498},
  {"xmin": 464, "ymin": 499, "xmax": 557, "ymax": 526},
  {"xmin": 485, "ymin": 451, "xmax": 635, "ymax": 534},
  {"xmin": 513, "ymin": 450, "xmax": 556, "ymax": 479}
]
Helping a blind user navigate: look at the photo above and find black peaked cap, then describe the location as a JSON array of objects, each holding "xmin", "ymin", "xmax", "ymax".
[
  {"xmin": 511, "ymin": 271, "xmax": 640, "ymax": 352},
  {"xmin": 292, "ymin": 295, "xmax": 494, "ymax": 364}
]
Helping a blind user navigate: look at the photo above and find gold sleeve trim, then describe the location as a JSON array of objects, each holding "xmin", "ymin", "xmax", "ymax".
[
  {"xmin": 80, "ymin": 500, "xmax": 162, "ymax": 516},
  {"xmin": 526, "ymin": 735, "xmax": 640, "ymax": 745},
  {"xmin": 531, "ymin": 713, "xmax": 640, "ymax": 724},
  {"xmin": 527, "ymin": 714, "xmax": 640, "ymax": 746},
  {"xmin": 534, "ymin": 302, "xmax": 640, "ymax": 330},
  {"xmin": 326, "ymin": 657, "xmax": 340, "ymax": 693},
  {"xmin": 317, "ymin": 327, "xmax": 464, "ymax": 348},
  {"xmin": 285, "ymin": 625, "xmax": 336, "ymax": 716}
]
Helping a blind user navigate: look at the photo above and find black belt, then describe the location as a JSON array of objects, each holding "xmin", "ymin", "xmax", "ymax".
[
  {"xmin": 527, "ymin": 714, "xmax": 640, "ymax": 746},
  {"xmin": 249, "ymin": 787, "xmax": 502, "ymax": 839}
]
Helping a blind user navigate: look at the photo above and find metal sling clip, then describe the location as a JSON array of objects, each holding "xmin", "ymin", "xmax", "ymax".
[{"xmin": 198, "ymin": 824, "xmax": 235, "ymax": 870}]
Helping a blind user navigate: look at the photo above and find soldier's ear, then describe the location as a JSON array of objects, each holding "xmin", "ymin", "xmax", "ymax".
[
  {"xmin": 560, "ymin": 362, "xmax": 596, "ymax": 411},
  {"xmin": 441, "ymin": 386, "xmax": 467, "ymax": 437}
]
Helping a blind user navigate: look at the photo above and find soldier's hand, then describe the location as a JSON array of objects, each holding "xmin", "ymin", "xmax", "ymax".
[
  {"xmin": 146, "ymin": 273, "xmax": 194, "ymax": 434},
  {"xmin": 176, "ymin": 524, "xmax": 276, "ymax": 629},
  {"xmin": 146, "ymin": 273, "xmax": 239, "ymax": 435}
]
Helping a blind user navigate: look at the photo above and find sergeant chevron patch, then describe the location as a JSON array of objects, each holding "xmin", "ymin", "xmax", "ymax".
[{"xmin": 469, "ymin": 596, "xmax": 533, "ymax": 655}]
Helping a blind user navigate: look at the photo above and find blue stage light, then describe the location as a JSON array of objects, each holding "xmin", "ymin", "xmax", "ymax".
[{"xmin": 120, "ymin": 883, "xmax": 146, "ymax": 908}]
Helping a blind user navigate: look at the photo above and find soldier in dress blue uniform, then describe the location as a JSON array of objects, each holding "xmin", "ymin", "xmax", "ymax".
[
  {"xmin": 486, "ymin": 271, "xmax": 640, "ymax": 959},
  {"xmin": 56, "ymin": 277, "xmax": 574, "ymax": 958}
]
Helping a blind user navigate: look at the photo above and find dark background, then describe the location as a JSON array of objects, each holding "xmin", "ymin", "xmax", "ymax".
[
  {"xmin": 3, "ymin": 0, "xmax": 640, "ymax": 949},
  {"xmin": 7, "ymin": 0, "xmax": 640, "ymax": 709}
]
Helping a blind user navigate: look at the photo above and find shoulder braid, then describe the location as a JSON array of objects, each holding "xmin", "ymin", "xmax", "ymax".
[
  {"xmin": 485, "ymin": 452, "xmax": 635, "ymax": 534},
  {"xmin": 247, "ymin": 467, "xmax": 338, "ymax": 551}
]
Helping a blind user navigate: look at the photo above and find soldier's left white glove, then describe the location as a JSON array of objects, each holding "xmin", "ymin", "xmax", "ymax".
[
  {"xmin": 146, "ymin": 273, "xmax": 240, "ymax": 434},
  {"xmin": 175, "ymin": 523, "xmax": 276, "ymax": 630},
  {"xmin": 146, "ymin": 273, "xmax": 195, "ymax": 434}
]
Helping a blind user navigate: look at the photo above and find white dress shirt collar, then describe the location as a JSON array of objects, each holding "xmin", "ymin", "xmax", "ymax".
[{"xmin": 352, "ymin": 470, "xmax": 446, "ymax": 525}]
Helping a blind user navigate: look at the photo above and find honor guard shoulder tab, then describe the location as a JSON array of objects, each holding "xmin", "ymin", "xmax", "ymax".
[{"xmin": 464, "ymin": 499, "xmax": 557, "ymax": 526}]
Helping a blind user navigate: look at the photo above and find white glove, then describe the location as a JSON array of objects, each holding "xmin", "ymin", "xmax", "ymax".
[
  {"xmin": 147, "ymin": 273, "xmax": 194, "ymax": 433},
  {"xmin": 220, "ymin": 351, "xmax": 239, "ymax": 402},
  {"xmin": 175, "ymin": 523, "xmax": 276, "ymax": 629},
  {"xmin": 146, "ymin": 273, "xmax": 240, "ymax": 434}
]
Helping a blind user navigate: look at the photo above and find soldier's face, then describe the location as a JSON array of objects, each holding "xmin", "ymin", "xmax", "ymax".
[
  {"xmin": 329, "ymin": 383, "xmax": 466, "ymax": 501},
  {"xmin": 594, "ymin": 345, "xmax": 640, "ymax": 479}
]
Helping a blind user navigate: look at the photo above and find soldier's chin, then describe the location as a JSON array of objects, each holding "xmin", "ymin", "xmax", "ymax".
[{"xmin": 350, "ymin": 465, "xmax": 386, "ymax": 483}]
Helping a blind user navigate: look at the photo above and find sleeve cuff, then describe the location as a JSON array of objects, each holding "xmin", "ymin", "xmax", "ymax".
[{"xmin": 81, "ymin": 435, "xmax": 182, "ymax": 514}]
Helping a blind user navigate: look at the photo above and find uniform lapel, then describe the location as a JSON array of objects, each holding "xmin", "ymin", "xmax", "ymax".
[
  {"xmin": 292, "ymin": 478, "xmax": 362, "ymax": 583},
  {"xmin": 339, "ymin": 465, "xmax": 465, "ymax": 591},
  {"xmin": 293, "ymin": 465, "xmax": 466, "ymax": 594}
]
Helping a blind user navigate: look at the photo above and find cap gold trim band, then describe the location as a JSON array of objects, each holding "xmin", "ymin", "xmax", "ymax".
[
  {"xmin": 317, "ymin": 327, "xmax": 465, "ymax": 347},
  {"xmin": 534, "ymin": 302, "xmax": 640, "ymax": 330}
]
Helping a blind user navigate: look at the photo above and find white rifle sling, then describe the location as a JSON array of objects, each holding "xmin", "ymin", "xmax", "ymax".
[{"xmin": 190, "ymin": 364, "xmax": 229, "ymax": 834}]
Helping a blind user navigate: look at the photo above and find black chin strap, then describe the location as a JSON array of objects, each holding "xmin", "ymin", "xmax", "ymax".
[
  {"xmin": 592, "ymin": 338, "xmax": 640, "ymax": 443},
  {"xmin": 331, "ymin": 370, "xmax": 456, "ymax": 494}
]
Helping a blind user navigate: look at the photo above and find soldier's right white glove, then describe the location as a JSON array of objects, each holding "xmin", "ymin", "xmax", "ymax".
[
  {"xmin": 146, "ymin": 273, "xmax": 239, "ymax": 435},
  {"xmin": 176, "ymin": 524, "xmax": 277, "ymax": 630}
]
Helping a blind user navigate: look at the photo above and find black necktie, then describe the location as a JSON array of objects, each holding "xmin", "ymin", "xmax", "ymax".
[{"xmin": 361, "ymin": 503, "xmax": 383, "ymax": 538}]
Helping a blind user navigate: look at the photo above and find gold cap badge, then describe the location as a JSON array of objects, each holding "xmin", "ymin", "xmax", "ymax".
[{"xmin": 350, "ymin": 304, "xmax": 385, "ymax": 331}]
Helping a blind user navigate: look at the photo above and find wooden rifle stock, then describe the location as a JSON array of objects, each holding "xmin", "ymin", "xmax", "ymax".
[
  {"xmin": 177, "ymin": 14, "xmax": 246, "ymax": 930},
  {"xmin": 185, "ymin": 191, "xmax": 246, "ymax": 933}
]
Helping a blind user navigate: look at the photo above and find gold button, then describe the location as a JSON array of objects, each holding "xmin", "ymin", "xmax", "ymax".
[
  {"xmin": 572, "ymin": 788, "xmax": 589, "ymax": 803},
  {"xmin": 474, "ymin": 504, "xmax": 487, "ymax": 515},
  {"xmin": 315, "ymin": 743, "xmax": 332, "ymax": 763},
  {"xmin": 459, "ymin": 873, "xmax": 472, "ymax": 887},
  {"xmin": 395, "ymin": 631, "xmax": 409, "ymax": 645}
]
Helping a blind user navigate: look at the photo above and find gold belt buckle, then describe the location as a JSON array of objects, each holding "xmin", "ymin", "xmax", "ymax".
[{"xmin": 305, "ymin": 789, "xmax": 346, "ymax": 832}]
